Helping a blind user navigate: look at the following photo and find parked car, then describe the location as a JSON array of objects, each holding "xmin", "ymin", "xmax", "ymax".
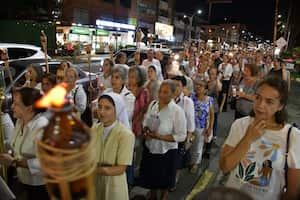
[
  {"xmin": 0, "ymin": 43, "xmax": 50, "ymax": 64},
  {"xmin": 1, "ymin": 60, "xmax": 97, "ymax": 117}
]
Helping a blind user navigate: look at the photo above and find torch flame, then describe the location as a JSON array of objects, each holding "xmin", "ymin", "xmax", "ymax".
[{"xmin": 36, "ymin": 83, "xmax": 68, "ymax": 108}]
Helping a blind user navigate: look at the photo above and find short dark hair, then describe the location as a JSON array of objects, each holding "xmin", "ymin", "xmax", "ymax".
[
  {"xmin": 115, "ymin": 52, "xmax": 127, "ymax": 64},
  {"xmin": 103, "ymin": 58, "xmax": 115, "ymax": 74},
  {"xmin": 129, "ymin": 66, "xmax": 147, "ymax": 87},
  {"xmin": 250, "ymin": 75, "xmax": 288, "ymax": 124},
  {"xmin": 13, "ymin": 87, "xmax": 44, "ymax": 114},
  {"xmin": 244, "ymin": 63, "xmax": 259, "ymax": 76},
  {"xmin": 171, "ymin": 75, "xmax": 187, "ymax": 87},
  {"xmin": 42, "ymin": 73, "xmax": 57, "ymax": 85}
]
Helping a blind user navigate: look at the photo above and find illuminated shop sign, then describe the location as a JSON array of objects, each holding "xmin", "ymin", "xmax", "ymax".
[
  {"xmin": 71, "ymin": 27, "xmax": 91, "ymax": 35},
  {"xmin": 96, "ymin": 29, "xmax": 109, "ymax": 36},
  {"xmin": 96, "ymin": 20, "xmax": 136, "ymax": 30}
]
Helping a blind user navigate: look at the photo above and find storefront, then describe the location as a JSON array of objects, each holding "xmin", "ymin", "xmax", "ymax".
[
  {"xmin": 56, "ymin": 19, "xmax": 136, "ymax": 54},
  {"xmin": 96, "ymin": 19, "xmax": 136, "ymax": 51},
  {"xmin": 56, "ymin": 26, "xmax": 94, "ymax": 54}
]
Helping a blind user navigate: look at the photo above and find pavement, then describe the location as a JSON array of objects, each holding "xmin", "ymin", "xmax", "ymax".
[{"xmin": 130, "ymin": 81, "xmax": 300, "ymax": 200}]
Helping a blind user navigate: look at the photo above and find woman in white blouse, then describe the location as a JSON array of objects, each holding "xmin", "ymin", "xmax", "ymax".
[
  {"xmin": 0, "ymin": 87, "xmax": 49, "ymax": 199},
  {"xmin": 139, "ymin": 80, "xmax": 187, "ymax": 200}
]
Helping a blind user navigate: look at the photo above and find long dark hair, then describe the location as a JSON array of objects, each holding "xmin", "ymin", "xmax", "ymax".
[{"xmin": 250, "ymin": 75, "xmax": 288, "ymax": 124}]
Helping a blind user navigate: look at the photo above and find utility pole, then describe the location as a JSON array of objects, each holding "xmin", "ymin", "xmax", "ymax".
[
  {"xmin": 273, "ymin": 0, "xmax": 279, "ymax": 44},
  {"xmin": 284, "ymin": 0, "xmax": 293, "ymax": 50}
]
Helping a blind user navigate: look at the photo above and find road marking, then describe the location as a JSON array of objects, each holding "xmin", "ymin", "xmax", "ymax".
[{"xmin": 185, "ymin": 170, "xmax": 214, "ymax": 200}]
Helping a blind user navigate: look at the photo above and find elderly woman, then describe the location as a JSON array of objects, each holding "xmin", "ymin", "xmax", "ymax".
[
  {"xmin": 93, "ymin": 92, "xmax": 134, "ymax": 200},
  {"xmin": 0, "ymin": 87, "xmax": 49, "ymax": 199},
  {"xmin": 220, "ymin": 76, "xmax": 300, "ymax": 200},
  {"xmin": 64, "ymin": 67, "xmax": 87, "ymax": 115},
  {"xmin": 127, "ymin": 66, "xmax": 150, "ymax": 137},
  {"xmin": 190, "ymin": 77, "xmax": 214, "ymax": 173},
  {"xmin": 234, "ymin": 64, "xmax": 259, "ymax": 119},
  {"xmin": 139, "ymin": 80, "xmax": 187, "ymax": 200},
  {"xmin": 127, "ymin": 66, "xmax": 150, "ymax": 183},
  {"xmin": 103, "ymin": 66, "xmax": 135, "ymax": 128}
]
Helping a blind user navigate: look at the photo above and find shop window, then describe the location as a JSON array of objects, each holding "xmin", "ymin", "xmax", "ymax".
[{"xmin": 120, "ymin": 0, "xmax": 131, "ymax": 8}]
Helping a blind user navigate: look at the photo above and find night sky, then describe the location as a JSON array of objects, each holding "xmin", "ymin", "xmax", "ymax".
[{"xmin": 175, "ymin": 0, "xmax": 289, "ymax": 41}]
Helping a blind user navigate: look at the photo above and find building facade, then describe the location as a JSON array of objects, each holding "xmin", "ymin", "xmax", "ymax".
[{"xmin": 56, "ymin": 0, "xmax": 174, "ymax": 52}]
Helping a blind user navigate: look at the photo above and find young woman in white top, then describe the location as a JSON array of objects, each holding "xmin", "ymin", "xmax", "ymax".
[{"xmin": 220, "ymin": 76, "xmax": 300, "ymax": 200}]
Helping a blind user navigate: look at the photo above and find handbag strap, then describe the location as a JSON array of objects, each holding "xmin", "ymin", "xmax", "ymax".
[{"xmin": 284, "ymin": 124, "xmax": 296, "ymax": 191}]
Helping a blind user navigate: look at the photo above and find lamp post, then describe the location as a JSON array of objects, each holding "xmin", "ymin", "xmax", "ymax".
[{"xmin": 184, "ymin": 9, "xmax": 202, "ymax": 43}]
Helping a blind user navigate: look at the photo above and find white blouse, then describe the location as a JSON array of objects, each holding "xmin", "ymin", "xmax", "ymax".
[
  {"xmin": 68, "ymin": 84, "xmax": 87, "ymax": 114},
  {"xmin": 143, "ymin": 100, "xmax": 187, "ymax": 154},
  {"xmin": 9, "ymin": 113, "xmax": 49, "ymax": 186},
  {"xmin": 175, "ymin": 93, "xmax": 195, "ymax": 133},
  {"xmin": 218, "ymin": 63, "xmax": 233, "ymax": 81}
]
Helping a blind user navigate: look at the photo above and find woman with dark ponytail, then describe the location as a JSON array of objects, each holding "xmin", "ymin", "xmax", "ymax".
[{"xmin": 220, "ymin": 75, "xmax": 300, "ymax": 200}]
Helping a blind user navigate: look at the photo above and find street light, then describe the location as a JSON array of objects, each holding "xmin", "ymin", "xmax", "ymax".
[{"xmin": 184, "ymin": 9, "xmax": 202, "ymax": 42}]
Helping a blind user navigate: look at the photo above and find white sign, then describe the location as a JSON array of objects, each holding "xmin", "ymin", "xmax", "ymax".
[
  {"xmin": 96, "ymin": 20, "xmax": 136, "ymax": 30},
  {"xmin": 155, "ymin": 22, "xmax": 174, "ymax": 41},
  {"xmin": 276, "ymin": 37, "xmax": 287, "ymax": 49}
]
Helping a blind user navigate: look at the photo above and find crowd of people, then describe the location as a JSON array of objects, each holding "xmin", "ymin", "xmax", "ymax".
[{"xmin": 0, "ymin": 44, "xmax": 300, "ymax": 200}]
